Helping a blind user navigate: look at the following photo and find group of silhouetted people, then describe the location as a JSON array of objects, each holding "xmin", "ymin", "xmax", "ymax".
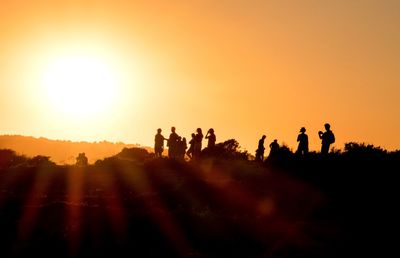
[
  {"xmin": 154, "ymin": 127, "xmax": 216, "ymax": 160},
  {"xmin": 255, "ymin": 123, "xmax": 335, "ymax": 161},
  {"xmin": 155, "ymin": 123, "xmax": 335, "ymax": 161},
  {"xmin": 76, "ymin": 152, "xmax": 88, "ymax": 166},
  {"xmin": 255, "ymin": 136, "xmax": 280, "ymax": 161}
]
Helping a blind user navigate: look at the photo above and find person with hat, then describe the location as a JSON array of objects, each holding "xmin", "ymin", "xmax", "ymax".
[{"xmin": 296, "ymin": 127, "xmax": 309, "ymax": 155}]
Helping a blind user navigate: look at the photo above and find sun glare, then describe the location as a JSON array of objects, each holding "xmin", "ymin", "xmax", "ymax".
[{"xmin": 43, "ymin": 55, "xmax": 118, "ymax": 118}]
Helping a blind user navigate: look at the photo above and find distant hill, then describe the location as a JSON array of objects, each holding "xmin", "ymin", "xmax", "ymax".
[{"xmin": 0, "ymin": 135, "xmax": 152, "ymax": 164}]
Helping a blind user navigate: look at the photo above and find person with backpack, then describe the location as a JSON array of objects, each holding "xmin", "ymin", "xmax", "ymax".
[{"xmin": 318, "ymin": 123, "xmax": 335, "ymax": 154}]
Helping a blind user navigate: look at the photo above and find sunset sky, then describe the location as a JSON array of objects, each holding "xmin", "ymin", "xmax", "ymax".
[{"xmin": 1, "ymin": 0, "xmax": 399, "ymax": 153}]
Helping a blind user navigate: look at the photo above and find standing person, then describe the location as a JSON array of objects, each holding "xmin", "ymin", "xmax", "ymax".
[
  {"xmin": 76, "ymin": 153, "xmax": 88, "ymax": 166},
  {"xmin": 167, "ymin": 126, "xmax": 180, "ymax": 158},
  {"xmin": 154, "ymin": 128, "xmax": 166, "ymax": 158},
  {"xmin": 318, "ymin": 123, "xmax": 335, "ymax": 154},
  {"xmin": 296, "ymin": 127, "xmax": 309, "ymax": 155},
  {"xmin": 255, "ymin": 135, "xmax": 266, "ymax": 161},
  {"xmin": 269, "ymin": 139, "xmax": 280, "ymax": 157},
  {"xmin": 193, "ymin": 128, "xmax": 203, "ymax": 158},
  {"xmin": 205, "ymin": 128, "xmax": 216, "ymax": 148},
  {"xmin": 186, "ymin": 133, "xmax": 196, "ymax": 159},
  {"xmin": 178, "ymin": 137, "xmax": 187, "ymax": 160}
]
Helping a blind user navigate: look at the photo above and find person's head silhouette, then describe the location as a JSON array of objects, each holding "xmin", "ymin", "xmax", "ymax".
[
  {"xmin": 171, "ymin": 127, "xmax": 176, "ymax": 133},
  {"xmin": 197, "ymin": 128, "xmax": 202, "ymax": 134},
  {"xmin": 300, "ymin": 127, "xmax": 306, "ymax": 133},
  {"xmin": 262, "ymin": 135, "xmax": 266, "ymax": 140},
  {"xmin": 209, "ymin": 128, "xmax": 214, "ymax": 133},
  {"xmin": 324, "ymin": 123, "xmax": 331, "ymax": 130},
  {"xmin": 157, "ymin": 128, "xmax": 162, "ymax": 133}
]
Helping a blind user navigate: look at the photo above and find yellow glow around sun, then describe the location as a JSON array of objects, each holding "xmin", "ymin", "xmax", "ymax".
[{"xmin": 42, "ymin": 55, "xmax": 118, "ymax": 118}]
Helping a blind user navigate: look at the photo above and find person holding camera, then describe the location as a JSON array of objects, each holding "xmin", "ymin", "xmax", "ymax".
[
  {"xmin": 205, "ymin": 128, "xmax": 216, "ymax": 148},
  {"xmin": 318, "ymin": 123, "xmax": 335, "ymax": 154}
]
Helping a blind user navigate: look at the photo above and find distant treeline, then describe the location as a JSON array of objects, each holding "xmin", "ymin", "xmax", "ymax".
[{"xmin": 0, "ymin": 135, "xmax": 146, "ymax": 164}]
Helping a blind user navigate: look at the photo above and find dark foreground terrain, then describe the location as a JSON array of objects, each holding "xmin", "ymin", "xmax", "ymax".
[{"xmin": 0, "ymin": 147, "xmax": 398, "ymax": 257}]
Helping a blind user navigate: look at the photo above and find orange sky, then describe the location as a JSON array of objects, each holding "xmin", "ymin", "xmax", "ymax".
[{"xmin": 1, "ymin": 0, "xmax": 400, "ymax": 153}]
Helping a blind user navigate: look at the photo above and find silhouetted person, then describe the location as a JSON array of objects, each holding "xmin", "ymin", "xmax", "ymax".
[
  {"xmin": 205, "ymin": 128, "xmax": 216, "ymax": 148},
  {"xmin": 177, "ymin": 137, "xmax": 187, "ymax": 160},
  {"xmin": 296, "ymin": 127, "xmax": 309, "ymax": 155},
  {"xmin": 187, "ymin": 133, "xmax": 196, "ymax": 159},
  {"xmin": 76, "ymin": 153, "xmax": 88, "ymax": 166},
  {"xmin": 255, "ymin": 135, "xmax": 266, "ymax": 161},
  {"xmin": 319, "ymin": 123, "xmax": 335, "ymax": 154},
  {"xmin": 167, "ymin": 127, "xmax": 180, "ymax": 158},
  {"xmin": 154, "ymin": 128, "xmax": 167, "ymax": 158},
  {"xmin": 269, "ymin": 139, "xmax": 280, "ymax": 157},
  {"xmin": 193, "ymin": 128, "xmax": 203, "ymax": 158}
]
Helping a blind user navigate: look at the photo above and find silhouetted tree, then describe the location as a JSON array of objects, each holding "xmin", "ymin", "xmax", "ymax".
[{"xmin": 0, "ymin": 149, "xmax": 28, "ymax": 168}]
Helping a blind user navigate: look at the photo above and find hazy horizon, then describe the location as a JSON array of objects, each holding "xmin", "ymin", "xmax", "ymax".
[
  {"xmin": 1, "ymin": 0, "xmax": 399, "ymax": 152},
  {"xmin": 0, "ymin": 134, "xmax": 146, "ymax": 164}
]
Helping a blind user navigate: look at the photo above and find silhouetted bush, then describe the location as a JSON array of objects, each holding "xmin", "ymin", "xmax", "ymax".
[
  {"xmin": 117, "ymin": 147, "xmax": 151, "ymax": 161},
  {"xmin": 27, "ymin": 155, "xmax": 56, "ymax": 167},
  {"xmin": 0, "ymin": 149, "xmax": 29, "ymax": 168},
  {"xmin": 201, "ymin": 139, "xmax": 250, "ymax": 160},
  {"xmin": 389, "ymin": 149, "xmax": 400, "ymax": 159},
  {"xmin": 95, "ymin": 147, "xmax": 151, "ymax": 166},
  {"xmin": 264, "ymin": 144, "xmax": 295, "ymax": 166},
  {"xmin": 344, "ymin": 142, "xmax": 387, "ymax": 158}
]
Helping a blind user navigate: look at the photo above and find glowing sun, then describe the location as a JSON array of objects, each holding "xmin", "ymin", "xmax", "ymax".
[{"xmin": 43, "ymin": 55, "xmax": 118, "ymax": 117}]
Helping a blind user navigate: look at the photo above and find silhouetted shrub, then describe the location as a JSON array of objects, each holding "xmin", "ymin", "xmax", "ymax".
[
  {"xmin": 27, "ymin": 155, "xmax": 56, "ymax": 167},
  {"xmin": 201, "ymin": 139, "xmax": 250, "ymax": 160},
  {"xmin": 344, "ymin": 142, "xmax": 387, "ymax": 157},
  {"xmin": 389, "ymin": 149, "xmax": 400, "ymax": 159},
  {"xmin": 117, "ymin": 147, "xmax": 151, "ymax": 161},
  {"xmin": 0, "ymin": 149, "xmax": 29, "ymax": 168},
  {"xmin": 95, "ymin": 147, "xmax": 151, "ymax": 166},
  {"xmin": 266, "ymin": 144, "xmax": 294, "ymax": 164}
]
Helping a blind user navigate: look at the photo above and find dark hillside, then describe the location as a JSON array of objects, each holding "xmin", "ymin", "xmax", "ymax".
[{"xmin": 0, "ymin": 145, "xmax": 398, "ymax": 257}]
